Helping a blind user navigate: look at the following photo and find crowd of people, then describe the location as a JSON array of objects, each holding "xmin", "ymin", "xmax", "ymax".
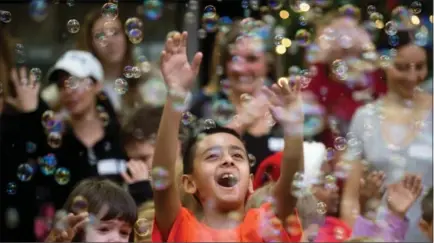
[{"xmin": 0, "ymin": 2, "xmax": 432, "ymax": 242}]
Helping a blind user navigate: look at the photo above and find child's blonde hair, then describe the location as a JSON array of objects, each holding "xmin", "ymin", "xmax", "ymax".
[{"xmin": 134, "ymin": 201, "xmax": 155, "ymax": 242}]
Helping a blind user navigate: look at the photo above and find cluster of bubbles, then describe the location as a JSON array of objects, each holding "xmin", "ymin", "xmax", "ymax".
[
  {"xmin": 7, "ymin": 102, "xmax": 116, "ymax": 194},
  {"xmin": 42, "ymin": 110, "xmax": 65, "ymax": 149},
  {"xmin": 125, "ymin": 17, "xmax": 144, "ymax": 44},
  {"xmin": 11, "ymin": 152, "xmax": 70, "ymax": 193}
]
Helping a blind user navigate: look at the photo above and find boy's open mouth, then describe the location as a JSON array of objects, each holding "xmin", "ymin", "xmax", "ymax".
[{"xmin": 216, "ymin": 173, "xmax": 239, "ymax": 188}]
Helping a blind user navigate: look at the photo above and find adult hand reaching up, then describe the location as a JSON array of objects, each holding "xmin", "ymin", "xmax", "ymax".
[
  {"xmin": 387, "ymin": 173, "xmax": 423, "ymax": 219},
  {"xmin": 160, "ymin": 31, "xmax": 203, "ymax": 94},
  {"xmin": 262, "ymin": 77, "xmax": 304, "ymax": 135},
  {"xmin": 6, "ymin": 67, "xmax": 40, "ymax": 112}
]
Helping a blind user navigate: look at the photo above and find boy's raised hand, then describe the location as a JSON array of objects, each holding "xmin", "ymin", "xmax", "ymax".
[
  {"xmin": 262, "ymin": 77, "xmax": 303, "ymax": 134},
  {"xmin": 387, "ymin": 173, "xmax": 423, "ymax": 218},
  {"xmin": 160, "ymin": 31, "xmax": 202, "ymax": 95}
]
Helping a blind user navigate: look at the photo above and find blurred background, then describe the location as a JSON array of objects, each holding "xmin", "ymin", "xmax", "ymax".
[{"xmin": 0, "ymin": 0, "xmax": 433, "ymax": 88}]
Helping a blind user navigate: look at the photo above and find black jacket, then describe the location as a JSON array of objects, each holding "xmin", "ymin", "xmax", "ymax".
[{"xmin": 0, "ymin": 92, "xmax": 152, "ymax": 241}]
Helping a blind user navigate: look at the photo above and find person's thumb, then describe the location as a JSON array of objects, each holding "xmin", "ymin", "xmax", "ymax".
[{"xmin": 5, "ymin": 97, "xmax": 18, "ymax": 107}]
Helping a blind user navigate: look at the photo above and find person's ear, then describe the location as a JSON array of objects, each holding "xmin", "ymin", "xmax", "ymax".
[
  {"xmin": 94, "ymin": 80, "xmax": 103, "ymax": 92},
  {"xmin": 181, "ymin": 174, "xmax": 197, "ymax": 195}
]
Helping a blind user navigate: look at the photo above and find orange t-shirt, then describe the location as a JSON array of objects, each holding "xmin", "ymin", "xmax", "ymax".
[{"xmin": 152, "ymin": 203, "xmax": 303, "ymax": 242}]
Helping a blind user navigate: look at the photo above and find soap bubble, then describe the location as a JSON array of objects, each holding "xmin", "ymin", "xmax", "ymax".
[
  {"xmin": 71, "ymin": 195, "xmax": 88, "ymax": 214},
  {"xmin": 384, "ymin": 21, "xmax": 398, "ymax": 36},
  {"xmin": 181, "ymin": 111, "xmax": 195, "ymax": 126},
  {"xmin": 54, "ymin": 167, "xmax": 71, "ymax": 185},
  {"xmin": 6, "ymin": 182, "xmax": 17, "ymax": 195},
  {"xmin": 39, "ymin": 153, "xmax": 57, "ymax": 176},
  {"xmin": 151, "ymin": 166, "xmax": 170, "ymax": 190},
  {"xmin": 66, "ymin": 19, "xmax": 80, "ymax": 34},
  {"xmin": 134, "ymin": 218, "xmax": 151, "ymax": 237},
  {"xmin": 0, "ymin": 10, "xmax": 12, "ymax": 23},
  {"xmin": 17, "ymin": 163, "xmax": 34, "ymax": 182},
  {"xmin": 143, "ymin": 0, "xmax": 163, "ymax": 20},
  {"xmin": 47, "ymin": 132, "xmax": 62, "ymax": 149},
  {"xmin": 114, "ymin": 78, "xmax": 128, "ymax": 95},
  {"xmin": 29, "ymin": 0, "xmax": 48, "ymax": 22},
  {"xmin": 101, "ymin": 2, "xmax": 118, "ymax": 19},
  {"xmin": 316, "ymin": 201, "xmax": 327, "ymax": 214},
  {"xmin": 295, "ymin": 29, "xmax": 312, "ymax": 47},
  {"xmin": 410, "ymin": 1, "xmax": 422, "ymax": 15}
]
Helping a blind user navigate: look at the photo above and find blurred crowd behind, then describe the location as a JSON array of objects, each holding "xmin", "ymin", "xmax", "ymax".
[{"xmin": 0, "ymin": 0, "xmax": 433, "ymax": 242}]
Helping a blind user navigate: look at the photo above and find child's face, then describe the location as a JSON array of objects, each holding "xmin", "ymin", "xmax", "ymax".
[
  {"xmin": 125, "ymin": 140, "xmax": 155, "ymax": 167},
  {"xmin": 125, "ymin": 140, "xmax": 182, "ymax": 167},
  {"xmin": 189, "ymin": 133, "xmax": 251, "ymax": 209},
  {"xmin": 85, "ymin": 219, "xmax": 132, "ymax": 242},
  {"xmin": 419, "ymin": 219, "xmax": 433, "ymax": 241}
]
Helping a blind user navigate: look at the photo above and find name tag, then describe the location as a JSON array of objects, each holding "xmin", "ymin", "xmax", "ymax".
[
  {"xmin": 408, "ymin": 144, "xmax": 432, "ymax": 160},
  {"xmin": 352, "ymin": 89, "xmax": 373, "ymax": 102},
  {"xmin": 97, "ymin": 159, "xmax": 126, "ymax": 175},
  {"xmin": 268, "ymin": 137, "xmax": 284, "ymax": 152}
]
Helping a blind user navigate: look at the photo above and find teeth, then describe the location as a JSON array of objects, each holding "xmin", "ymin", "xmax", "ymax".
[
  {"xmin": 222, "ymin": 173, "xmax": 234, "ymax": 179},
  {"xmin": 239, "ymin": 77, "xmax": 253, "ymax": 83}
]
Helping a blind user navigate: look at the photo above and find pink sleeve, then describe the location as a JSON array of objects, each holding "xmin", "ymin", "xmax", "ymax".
[{"xmin": 351, "ymin": 212, "xmax": 409, "ymax": 242}]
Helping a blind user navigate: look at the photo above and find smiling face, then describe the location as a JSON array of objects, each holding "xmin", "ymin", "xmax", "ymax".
[
  {"xmin": 56, "ymin": 72, "xmax": 101, "ymax": 117},
  {"xmin": 91, "ymin": 17, "xmax": 127, "ymax": 66},
  {"xmin": 84, "ymin": 219, "xmax": 132, "ymax": 242},
  {"xmin": 385, "ymin": 43, "xmax": 428, "ymax": 99},
  {"xmin": 182, "ymin": 132, "xmax": 251, "ymax": 211},
  {"xmin": 225, "ymin": 36, "xmax": 268, "ymax": 95}
]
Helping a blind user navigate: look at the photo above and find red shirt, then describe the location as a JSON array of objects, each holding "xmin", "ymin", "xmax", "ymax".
[
  {"xmin": 304, "ymin": 63, "xmax": 387, "ymax": 148},
  {"xmin": 152, "ymin": 202, "xmax": 303, "ymax": 242}
]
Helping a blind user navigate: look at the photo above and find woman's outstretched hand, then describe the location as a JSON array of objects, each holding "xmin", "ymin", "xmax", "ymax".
[
  {"xmin": 7, "ymin": 67, "xmax": 40, "ymax": 112},
  {"xmin": 262, "ymin": 77, "xmax": 304, "ymax": 135}
]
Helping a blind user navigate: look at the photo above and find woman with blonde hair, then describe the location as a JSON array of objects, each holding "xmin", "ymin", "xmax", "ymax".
[
  {"xmin": 190, "ymin": 18, "xmax": 280, "ymax": 173},
  {"xmin": 341, "ymin": 30, "xmax": 432, "ymax": 242}
]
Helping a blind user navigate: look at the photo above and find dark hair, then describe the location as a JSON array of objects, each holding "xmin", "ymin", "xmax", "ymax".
[
  {"xmin": 421, "ymin": 187, "xmax": 433, "ymax": 223},
  {"xmin": 0, "ymin": 23, "xmax": 15, "ymax": 98},
  {"xmin": 63, "ymin": 179, "xmax": 137, "ymax": 241},
  {"xmin": 377, "ymin": 29, "xmax": 416, "ymax": 50},
  {"xmin": 181, "ymin": 126, "xmax": 244, "ymax": 174},
  {"xmin": 120, "ymin": 105, "xmax": 164, "ymax": 147}
]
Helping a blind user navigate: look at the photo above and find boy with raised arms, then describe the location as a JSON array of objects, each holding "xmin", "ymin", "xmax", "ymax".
[{"xmin": 151, "ymin": 31, "xmax": 305, "ymax": 242}]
